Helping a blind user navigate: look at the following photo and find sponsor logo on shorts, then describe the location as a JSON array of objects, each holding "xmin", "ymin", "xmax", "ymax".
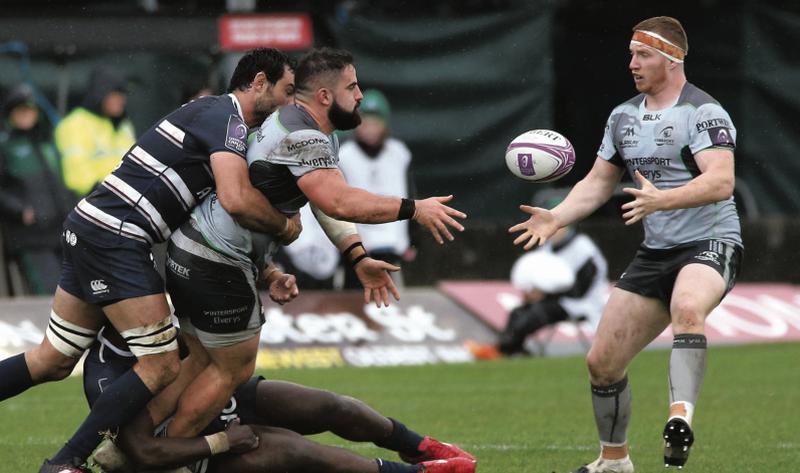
[
  {"xmin": 166, "ymin": 256, "xmax": 191, "ymax": 279},
  {"xmin": 204, "ymin": 306, "xmax": 248, "ymax": 325},
  {"xmin": 90, "ymin": 279, "xmax": 109, "ymax": 295},
  {"xmin": 695, "ymin": 250, "xmax": 721, "ymax": 265},
  {"xmin": 64, "ymin": 230, "xmax": 77, "ymax": 247},
  {"xmin": 225, "ymin": 115, "xmax": 248, "ymax": 154}
]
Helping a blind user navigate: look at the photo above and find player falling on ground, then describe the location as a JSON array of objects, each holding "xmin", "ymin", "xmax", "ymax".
[
  {"xmin": 149, "ymin": 46, "xmax": 467, "ymax": 448},
  {"xmin": 83, "ymin": 324, "xmax": 476, "ymax": 473},
  {"xmin": 510, "ymin": 16, "xmax": 742, "ymax": 473},
  {"xmin": 0, "ymin": 48, "xmax": 303, "ymax": 473}
]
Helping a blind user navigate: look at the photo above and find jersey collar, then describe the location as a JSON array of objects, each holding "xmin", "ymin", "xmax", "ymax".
[{"xmin": 228, "ymin": 93, "xmax": 244, "ymax": 120}]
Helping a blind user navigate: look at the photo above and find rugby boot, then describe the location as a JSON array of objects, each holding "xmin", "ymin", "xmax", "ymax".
[
  {"xmin": 419, "ymin": 457, "xmax": 477, "ymax": 473},
  {"xmin": 571, "ymin": 455, "xmax": 634, "ymax": 473},
  {"xmin": 663, "ymin": 417, "xmax": 694, "ymax": 468},
  {"xmin": 38, "ymin": 458, "xmax": 90, "ymax": 473},
  {"xmin": 400, "ymin": 436, "xmax": 476, "ymax": 463}
]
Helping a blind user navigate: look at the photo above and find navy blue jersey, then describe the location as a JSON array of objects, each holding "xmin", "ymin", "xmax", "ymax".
[{"xmin": 68, "ymin": 94, "xmax": 249, "ymax": 245}]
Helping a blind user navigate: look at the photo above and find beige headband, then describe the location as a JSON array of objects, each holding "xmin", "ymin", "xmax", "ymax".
[{"xmin": 630, "ymin": 30, "xmax": 686, "ymax": 63}]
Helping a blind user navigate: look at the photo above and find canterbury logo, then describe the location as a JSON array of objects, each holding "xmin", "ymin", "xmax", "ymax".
[{"xmin": 90, "ymin": 279, "xmax": 109, "ymax": 294}]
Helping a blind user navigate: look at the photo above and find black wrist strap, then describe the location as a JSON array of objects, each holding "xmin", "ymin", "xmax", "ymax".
[
  {"xmin": 352, "ymin": 253, "xmax": 369, "ymax": 267},
  {"xmin": 343, "ymin": 242, "xmax": 365, "ymax": 259},
  {"xmin": 398, "ymin": 198, "xmax": 416, "ymax": 220}
]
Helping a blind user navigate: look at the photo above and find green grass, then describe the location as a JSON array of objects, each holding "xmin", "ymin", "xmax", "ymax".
[{"xmin": 1, "ymin": 342, "xmax": 798, "ymax": 473}]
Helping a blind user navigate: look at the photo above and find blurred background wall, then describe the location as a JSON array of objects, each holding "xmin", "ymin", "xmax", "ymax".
[{"xmin": 0, "ymin": 0, "xmax": 798, "ymax": 291}]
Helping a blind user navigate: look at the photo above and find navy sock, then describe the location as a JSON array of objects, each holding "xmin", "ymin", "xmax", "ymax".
[
  {"xmin": 374, "ymin": 418, "xmax": 425, "ymax": 458},
  {"xmin": 376, "ymin": 458, "xmax": 422, "ymax": 473},
  {"xmin": 51, "ymin": 368, "xmax": 152, "ymax": 465},
  {"xmin": 0, "ymin": 353, "xmax": 35, "ymax": 401}
]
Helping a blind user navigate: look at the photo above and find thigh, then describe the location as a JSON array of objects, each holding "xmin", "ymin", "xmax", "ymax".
[
  {"xmin": 670, "ymin": 263, "xmax": 726, "ymax": 328},
  {"xmin": 590, "ymin": 287, "xmax": 671, "ymax": 373},
  {"xmin": 253, "ymin": 380, "xmax": 337, "ymax": 432}
]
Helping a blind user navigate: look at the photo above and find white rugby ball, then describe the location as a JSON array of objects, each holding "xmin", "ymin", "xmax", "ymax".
[{"xmin": 505, "ymin": 129, "xmax": 575, "ymax": 182}]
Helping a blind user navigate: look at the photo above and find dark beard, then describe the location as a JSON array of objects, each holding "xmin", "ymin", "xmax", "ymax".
[{"xmin": 328, "ymin": 99, "xmax": 361, "ymax": 131}]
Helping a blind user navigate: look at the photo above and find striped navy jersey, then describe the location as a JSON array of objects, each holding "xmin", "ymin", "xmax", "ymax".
[{"xmin": 66, "ymin": 94, "xmax": 249, "ymax": 245}]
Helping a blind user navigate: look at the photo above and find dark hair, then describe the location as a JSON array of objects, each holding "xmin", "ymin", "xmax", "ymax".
[
  {"xmin": 227, "ymin": 48, "xmax": 294, "ymax": 93},
  {"xmin": 294, "ymin": 47, "xmax": 355, "ymax": 95},
  {"xmin": 633, "ymin": 16, "xmax": 689, "ymax": 53}
]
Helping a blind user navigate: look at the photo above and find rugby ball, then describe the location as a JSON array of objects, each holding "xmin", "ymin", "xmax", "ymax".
[{"xmin": 505, "ymin": 129, "xmax": 575, "ymax": 182}]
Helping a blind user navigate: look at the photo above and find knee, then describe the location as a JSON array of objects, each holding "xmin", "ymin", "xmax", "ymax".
[
  {"xmin": 28, "ymin": 344, "xmax": 79, "ymax": 382},
  {"xmin": 671, "ymin": 300, "xmax": 705, "ymax": 333},
  {"xmin": 586, "ymin": 350, "xmax": 623, "ymax": 386}
]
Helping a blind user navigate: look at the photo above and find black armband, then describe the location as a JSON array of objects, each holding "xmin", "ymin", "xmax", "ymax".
[{"xmin": 398, "ymin": 198, "xmax": 416, "ymax": 220}]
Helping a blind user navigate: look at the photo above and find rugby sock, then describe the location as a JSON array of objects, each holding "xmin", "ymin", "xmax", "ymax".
[
  {"xmin": 376, "ymin": 458, "xmax": 422, "ymax": 473},
  {"xmin": 668, "ymin": 334, "xmax": 707, "ymax": 425},
  {"xmin": 374, "ymin": 418, "xmax": 425, "ymax": 458},
  {"xmin": 0, "ymin": 353, "xmax": 35, "ymax": 401},
  {"xmin": 51, "ymin": 368, "xmax": 152, "ymax": 465},
  {"xmin": 590, "ymin": 375, "xmax": 631, "ymax": 446}
]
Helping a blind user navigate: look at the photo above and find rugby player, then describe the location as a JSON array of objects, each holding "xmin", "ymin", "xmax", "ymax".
[
  {"xmin": 509, "ymin": 16, "xmax": 742, "ymax": 472},
  {"xmin": 157, "ymin": 46, "xmax": 467, "ymax": 442},
  {"xmin": 0, "ymin": 48, "xmax": 303, "ymax": 473},
  {"xmin": 83, "ymin": 328, "xmax": 476, "ymax": 473}
]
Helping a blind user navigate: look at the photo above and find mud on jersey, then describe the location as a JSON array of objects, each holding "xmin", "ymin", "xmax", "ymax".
[{"xmin": 597, "ymin": 82, "xmax": 742, "ymax": 249}]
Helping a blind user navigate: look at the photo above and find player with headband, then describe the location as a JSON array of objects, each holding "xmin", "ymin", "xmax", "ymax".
[{"xmin": 510, "ymin": 16, "xmax": 742, "ymax": 473}]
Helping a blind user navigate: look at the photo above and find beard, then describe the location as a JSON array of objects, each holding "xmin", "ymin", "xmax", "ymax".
[{"xmin": 328, "ymin": 99, "xmax": 362, "ymax": 131}]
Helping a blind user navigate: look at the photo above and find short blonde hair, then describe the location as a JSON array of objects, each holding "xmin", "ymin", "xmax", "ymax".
[{"xmin": 633, "ymin": 16, "xmax": 688, "ymax": 54}]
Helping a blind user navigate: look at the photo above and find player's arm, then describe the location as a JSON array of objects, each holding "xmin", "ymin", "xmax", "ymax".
[
  {"xmin": 310, "ymin": 204, "xmax": 400, "ymax": 307},
  {"xmin": 298, "ymin": 167, "xmax": 466, "ymax": 244},
  {"xmin": 118, "ymin": 415, "xmax": 258, "ymax": 469},
  {"xmin": 510, "ymin": 157, "xmax": 624, "ymax": 249},
  {"xmin": 621, "ymin": 149, "xmax": 734, "ymax": 225},
  {"xmin": 210, "ymin": 151, "xmax": 300, "ymax": 243}
]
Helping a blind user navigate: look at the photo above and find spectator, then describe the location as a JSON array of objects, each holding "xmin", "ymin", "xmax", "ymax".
[
  {"xmin": 469, "ymin": 210, "xmax": 608, "ymax": 359},
  {"xmin": 0, "ymin": 84, "xmax": 74, "ymax": 294},
  {"xmin": 55, "ymin": 67, "xmax": 136, "ymax": 197},
  {"xmin": 339, "ymin": 89, "xmax": 415, "ymax": 288}
]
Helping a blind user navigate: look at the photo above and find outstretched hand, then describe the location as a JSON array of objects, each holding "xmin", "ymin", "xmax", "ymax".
[
  {"xmin": 508, "ymin": 205, "xmax": 560, "ymax": 250},
  {"xmin": 355, "ymin": 258, "xmax": 401, "ymax": 308},
  {"xmin": 413, "ymin": 195, "xmax": 467, "ymax": 244},
  {"xmin": 621, "ymin": 169, "xmax": 663, "ymax": 225}
]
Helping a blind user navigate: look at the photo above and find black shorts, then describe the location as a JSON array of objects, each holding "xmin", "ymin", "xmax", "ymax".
[
  {"xmin": 615, "ymin": 239, "xmax": 742, "ymax": 306},
  {"xmin": 59, "ymin": 223, "xmax": 164, "ymax": 306},
  {"xmin": 166, "ymin": 224, "xmax": 263, "ymax": 347}
]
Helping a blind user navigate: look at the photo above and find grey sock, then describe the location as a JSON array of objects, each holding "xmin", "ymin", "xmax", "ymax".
[
  {"xmin": 591, "ymin": 375, "xmax": 631, "ymax": 445},
  {"xmin": 669, "ymin": 334, "xmax": 707, "ymax": 408}
]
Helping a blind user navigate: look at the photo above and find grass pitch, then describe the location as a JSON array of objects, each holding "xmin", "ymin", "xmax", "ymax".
[{"xmin": 1, "ymin": 342, "xmax": 797, "ymax": 473}]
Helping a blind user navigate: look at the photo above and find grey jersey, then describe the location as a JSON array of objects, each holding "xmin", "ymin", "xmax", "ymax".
[
  {"xmin": 185, "ymin": 104, "xmax": 339, "ymax": 267},
  {"xmin": 597, "ymin": 82, "xmax": 742, "ymax": 249}
]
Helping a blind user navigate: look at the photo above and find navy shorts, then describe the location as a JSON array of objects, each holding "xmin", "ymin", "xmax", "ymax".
[
  {"xmin": 58, "ymin": 223, "xmax": 164, "ymax": 306},
  {"xmin": 615, "ymin": 239, "xmax": 743, "ymax": 306}
]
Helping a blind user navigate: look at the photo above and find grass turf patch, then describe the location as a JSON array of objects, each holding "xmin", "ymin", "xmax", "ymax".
[{"xmin": 0, "ymin": 342, "xmax": 797, "ymax": 473}]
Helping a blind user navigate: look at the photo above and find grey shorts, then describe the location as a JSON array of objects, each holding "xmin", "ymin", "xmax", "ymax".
[{"xmin": 166, "ymin": 224, "xmax": 264, "ymax": 349}]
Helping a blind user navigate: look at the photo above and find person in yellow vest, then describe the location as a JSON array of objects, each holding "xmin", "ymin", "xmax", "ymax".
[{"xmin": 56, "ymin": 67, "xmax": 136, "ymax": 197}]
